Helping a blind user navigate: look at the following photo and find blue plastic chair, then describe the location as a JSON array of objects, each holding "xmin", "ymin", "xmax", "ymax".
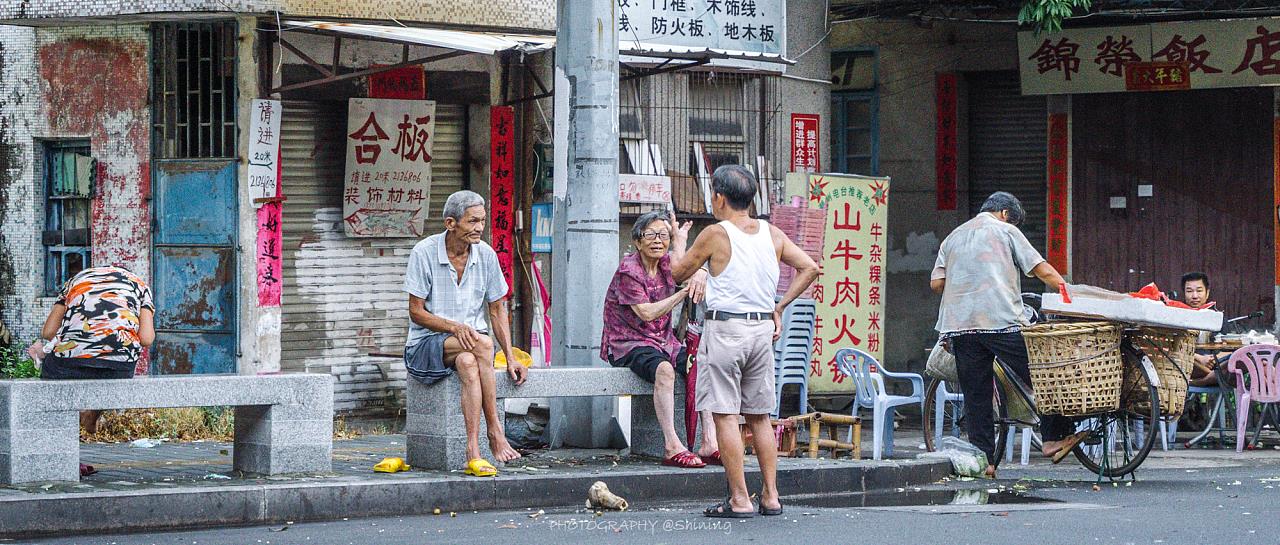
[
  {"xmin": 835, "ymin": 348, "xmax": 924, "ymax": 459},
  {"xmin": 772, "ymin": 299, "xmax": 816, "ymax": 417}
]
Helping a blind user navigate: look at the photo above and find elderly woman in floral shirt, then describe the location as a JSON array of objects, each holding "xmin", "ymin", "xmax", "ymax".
[{"xmin": 600, "ymin": 210, "xmax": 718, "ymax": 468}]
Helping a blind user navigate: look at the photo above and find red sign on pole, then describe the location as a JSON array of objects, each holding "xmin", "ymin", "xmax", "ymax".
[
  {"xmin": 790, "ymin": 113, "xmax": 820, "ymax": 172},
  {"xmin": 1047, "ymin": 113, "xmax": 1070, "ymax": 273},
  {"xmin": 1124, "ymin": 61, "xmax": 1190, "ymax": 92},
  {"xmin": 369, "ymin": 65, "xmax": 427, "ymax": 99},
  {"xmin": 935, "ymin": 73, "xmax": 958, "ymax": 211},
  {"xmin": 490, "ymin": 106, "xmax": 516, "ymax": 298}
]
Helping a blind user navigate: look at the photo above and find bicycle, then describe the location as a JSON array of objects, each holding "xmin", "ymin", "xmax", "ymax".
[{"xmin": 923, "ymin": 299, "xmax": 1168, "ymax": 478}]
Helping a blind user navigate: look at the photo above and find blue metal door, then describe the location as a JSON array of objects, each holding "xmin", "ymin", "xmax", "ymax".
[{"xmin": 150, "ymin": 161, "xmax": 238, "ymax": 374}]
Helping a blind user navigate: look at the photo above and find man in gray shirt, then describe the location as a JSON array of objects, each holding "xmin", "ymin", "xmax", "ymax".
[
  {"xmin": 931, "ymin": 192, "xmax": 1078, "ymax": 477},
  {"xmin": 404, "ymin": 190, "xmax": 528, "ymax": 476}
]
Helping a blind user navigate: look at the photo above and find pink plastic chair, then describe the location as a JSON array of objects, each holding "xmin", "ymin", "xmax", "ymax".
[{"xmin": 1225, "ymin": 344, "xmax": 1280, "ymax": 452}]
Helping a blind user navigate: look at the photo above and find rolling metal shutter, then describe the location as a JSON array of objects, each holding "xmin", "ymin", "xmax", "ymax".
[
  {"xmin": 277, "ymin": 101, "xmax": 466, "ymax": 415},
  {"xmin": 967, "ymin": 71, "xmax": 1048, "ymax": 257}
]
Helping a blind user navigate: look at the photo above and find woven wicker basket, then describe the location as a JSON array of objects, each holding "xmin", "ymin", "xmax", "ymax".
[
  {"xmin": 1023, "ymin": 321, "xmax": 1124, "ymax": 417},
  {"xmin": 1123, "ymin": 327, "xmax": 1196, "ymax": 416}
]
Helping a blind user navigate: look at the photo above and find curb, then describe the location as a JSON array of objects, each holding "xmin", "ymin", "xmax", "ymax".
[{"xmin": 0, "ymin": 459, "xmax": 949, "ymax": 538}]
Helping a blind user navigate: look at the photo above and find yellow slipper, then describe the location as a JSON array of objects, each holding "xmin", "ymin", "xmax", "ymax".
[
  {"xmin": 464, "ymin": 458, "xmax": 498, "ymax": 477},
  {"xmin": 373, "ymin": 457, "xmax": 410, "ymax": 473}
]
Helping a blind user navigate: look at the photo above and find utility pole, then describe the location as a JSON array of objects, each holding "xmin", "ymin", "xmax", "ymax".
[{"xmin": 549, "ymin": 0, "xmax": 620, "ymax": 448}]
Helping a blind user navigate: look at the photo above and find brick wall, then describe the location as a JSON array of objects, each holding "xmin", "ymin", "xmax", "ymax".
[
  {"xmin": 0, "ymin": 1, "xmax": 555, "ymax": 32},
  {"xmin": 0, "ymin": 24, "xmax": 151, "ymax": 359}
]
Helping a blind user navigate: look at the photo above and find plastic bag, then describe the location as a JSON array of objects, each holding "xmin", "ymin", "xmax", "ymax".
[
  {"xmin": 926, "ymin": 340, "xmax": 958, "ymax": 383},
  {"xmin": 917, "ymin": 436, "xmax": 988, "ymax": 478}
]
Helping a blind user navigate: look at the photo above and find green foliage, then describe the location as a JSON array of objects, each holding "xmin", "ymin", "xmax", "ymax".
[
  {"xmin": 0, "ymin": 342, "xmax": 39, "ymax": 379},
  {"xmin": 1019, "ymin": 0, "xmax": 1092, "ymax": 34}
]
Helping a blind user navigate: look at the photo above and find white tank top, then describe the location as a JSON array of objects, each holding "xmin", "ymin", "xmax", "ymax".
[{"xmin": 706, "ymin": 219, "xmax": 780, "ymax": 314}]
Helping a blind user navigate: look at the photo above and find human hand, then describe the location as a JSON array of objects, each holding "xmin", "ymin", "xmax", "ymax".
[
  {"xmin": 450, "ymin": 323, "xmax": 483, "ymax": 350},
  {"xmin": 507, "ymin": 356, "xmax": 528, "ymax": 385},
  {"xmin": 772, "ymin": 310, "xmax": 782, "ymax": 342},
  {"xmin": 670, "ymin": 211, "xmax": 692, "ymax": 243},
  {"xmin": 687, "ymin": 269, "xmax": 708, "ymax": 304}
]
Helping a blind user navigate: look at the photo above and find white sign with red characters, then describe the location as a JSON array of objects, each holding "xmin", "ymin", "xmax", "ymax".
[
  {"xmin": 807, "ymin": 173, "xmax": 890, "ymax": 394},
  {"xmin": 618, "ymin": 174, "xmax": 673, "ymax": 204},
  {"xmin": 790, "ymin": 113, "xmax": 820, "ymax": 173},
  {"xmin": 343, "ymin": 98, "xmax": 435, "ymax": 238}
]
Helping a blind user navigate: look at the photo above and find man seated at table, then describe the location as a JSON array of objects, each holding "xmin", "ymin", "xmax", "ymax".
[
  {"xmin": 1180, "ymin": 272, "xmax": 1231, "ymax": 387},
  {"xmin": 600, "ymin": 210, "xmax": 719, "ymax": 468},
  {"xmin": 403, "ymin": 190, "xmax": 528, "ymax": 477}
]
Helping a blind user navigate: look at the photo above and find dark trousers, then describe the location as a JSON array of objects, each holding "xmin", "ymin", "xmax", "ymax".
[{"xmin": 952, "ymin": 331, "xmax": 1074, "ymax": 465}]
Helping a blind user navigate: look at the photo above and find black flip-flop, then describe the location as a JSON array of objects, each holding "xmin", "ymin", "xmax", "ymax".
[
  {"xmin": 758, "ymin": 502, "xmax": 783, "ymax": 516},
  {"xmin": 704, "ymin": 497, "xmax": 755, "ymax": 518}
]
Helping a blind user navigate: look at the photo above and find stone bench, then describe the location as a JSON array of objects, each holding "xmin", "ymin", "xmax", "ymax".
[
  {"xmin": 406, "ymin": 367, "xmax": 684, "ymax": 471},
  {"xmin": 0, "ymin": 374, "xmax": 333, "ymax": 484}
]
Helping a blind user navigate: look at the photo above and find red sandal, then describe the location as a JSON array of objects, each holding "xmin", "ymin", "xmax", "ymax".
[
  {"xmin": 661, "ymin": 451, "xmax": 706, "ymax": 468},
  {"xmin": 701, "ymin": 450, "xmax": 723, "ymax": 466}
]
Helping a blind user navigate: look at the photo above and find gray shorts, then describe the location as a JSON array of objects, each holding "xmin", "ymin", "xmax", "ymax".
[{"xmin": 695, "ymin": 318, "xmax": 776, "ymax": 415}]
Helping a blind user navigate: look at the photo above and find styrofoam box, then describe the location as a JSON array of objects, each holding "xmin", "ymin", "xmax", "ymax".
[{"xmin": 1041, "ymin": 287, "xmax": 1224, "ymax": 332}]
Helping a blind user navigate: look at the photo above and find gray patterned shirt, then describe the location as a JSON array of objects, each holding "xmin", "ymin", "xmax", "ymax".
[
  {"xmin": 404, "ymin": 232, "xmax": 508, "ymax": 347},
  {"xmin": 932, "ymin": 213, "xmax": 1045, "ymax": 336}
]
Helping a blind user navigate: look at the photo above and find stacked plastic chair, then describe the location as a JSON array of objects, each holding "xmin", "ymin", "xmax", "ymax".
[{"xmin": 772, "ymin": 298, "xmax": 817, "ymax": 417}]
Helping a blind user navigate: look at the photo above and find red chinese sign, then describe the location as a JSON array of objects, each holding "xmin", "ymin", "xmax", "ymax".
[
  {"xmin": 809, "ymin": 174, "xmax": 889, "ymax": 394},
  {"xmin": 490, "ymin": 106, "xmax": 516, "ymax": 299},
  {"xmin": 1125, "ymin": 62, "xmax": 1191, "ymax": 91},
  {"xmin": 1046, "ymin": 113, "xmax": 1070, "ymax": 274},
  {"xmin": 934, "ymin": 73, "xmax": 958, "ymax": 211},
  {"xmin": 1019, "ymin": 18, "xmax": 1280, "ymax": 95},
  {"xmin": 342, "ymin": 98, "xmax": 434, "ymax": 237},
  {"xmin": 369, "ymin": 65, "xmax": 426, "ymax": 100},
  {"xmin": 790, "ymin": 113, "xmax": 820, "ymax": 173}
]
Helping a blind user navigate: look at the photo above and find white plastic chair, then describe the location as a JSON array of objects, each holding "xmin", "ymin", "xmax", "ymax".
[
  {"xmin": 932, "ymin": 380, "xmax": 964, "ymax": 446},
  {"xmin": 835, "ymin": 348, "xmax": 924, "ymax": 460}
]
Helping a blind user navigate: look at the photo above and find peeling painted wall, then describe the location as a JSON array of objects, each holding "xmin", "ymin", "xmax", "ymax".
[{"xmin": 0, "ymin": 25, "xmax": 151, "ymax": 358}]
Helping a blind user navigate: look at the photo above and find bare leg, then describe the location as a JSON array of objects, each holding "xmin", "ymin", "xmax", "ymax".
[
  {"xmin": 696, "ymin": 410, "xmax": 719, "ymax": 457},
  {"xmin": 473, "ymin": 336, "xmax": 521, "ymax": 463},
  {"xmin": 452, "ymin": 351, "xmax": 484, "ymax": 462},
  {"xmin": 653, "ymin": 362, "xmax": 688, "ymax": 458},
  {"xmin": 745, "ymin": 413, "xmax": 780, "ymax": 511},
  {"xmin": 713, "ymin": 413, "xmax": 754, "ymax": 513}
]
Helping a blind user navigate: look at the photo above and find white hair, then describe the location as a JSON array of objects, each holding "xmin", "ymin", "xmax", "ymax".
[{"xmin": 443, "ymin": 190, "xmax": 486, "ymax": 222}]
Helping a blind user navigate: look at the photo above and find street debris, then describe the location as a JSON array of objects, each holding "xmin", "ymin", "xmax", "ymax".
[
  {"xmin": 528, "ymin": 510, "xmax": 545, "ymax": 519},
  {"xmin": 203, "ymin": 473, "xmax": 231, "ymax": 480},
  {"xmin": 585, "ymin": 481, "xmax": 629, "ymax": 511},
  {"xmin": 130, "ymin": 438, "xmax": 160, "ymax": 448}
]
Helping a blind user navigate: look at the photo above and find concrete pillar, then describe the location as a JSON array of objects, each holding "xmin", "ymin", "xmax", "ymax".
[{"xmin": 549, "ymin": 0, "xmax": 620, "ymax": 448}]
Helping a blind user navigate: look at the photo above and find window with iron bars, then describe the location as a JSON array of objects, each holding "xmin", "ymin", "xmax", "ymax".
[
  {"xmin": 42, "ymin": 141, "xmax": 93, "ymax": 295},
  {"xmin": 151, "ymin": 21, "xmax": 238, "ymax": 159},
  {"xmin": 619, "ymin": 71, "xmax": 780, "ymax": 216}
]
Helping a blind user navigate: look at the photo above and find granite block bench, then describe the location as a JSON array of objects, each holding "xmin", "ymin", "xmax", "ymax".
[
  {"xmin": 0, "ymin": 374, "xmax": 333, "ymax": 484},
  {"xmin": 406, "ymin": 367, "xmax": 684, "ymax": 471}
]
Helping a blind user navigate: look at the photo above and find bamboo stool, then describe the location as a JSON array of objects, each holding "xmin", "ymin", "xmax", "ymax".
[{"xmin": 804, "ymin": 412, "xmax": 862, "ymax": 460}]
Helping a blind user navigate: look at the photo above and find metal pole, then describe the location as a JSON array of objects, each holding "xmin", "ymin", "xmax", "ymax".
[{"xmin": 550, "ymin": 0, "xmax": 620, "ymax": 448}]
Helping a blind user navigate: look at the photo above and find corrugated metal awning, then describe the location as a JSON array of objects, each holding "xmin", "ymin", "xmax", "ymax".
[
  {"xmin": 620, "ymin": 41, "xmax": 794, "ymax": 66},
  {"xmin": 283, "ymin": 20, "xmax": 555, "ymax": 55}
]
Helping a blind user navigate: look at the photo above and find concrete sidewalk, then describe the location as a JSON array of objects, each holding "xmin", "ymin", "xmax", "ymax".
[{"xmin": 0, "ymin": 434, "xmax": 949, "ymax": 538}]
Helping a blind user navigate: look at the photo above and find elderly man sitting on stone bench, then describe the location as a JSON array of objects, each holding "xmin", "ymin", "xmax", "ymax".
[{"xmin": 402, "ymin": 190, "xmax": 528, "ymax": 478}]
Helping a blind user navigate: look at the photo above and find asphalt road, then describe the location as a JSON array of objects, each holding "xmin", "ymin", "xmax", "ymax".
[{"xmin": 18, "ymin": 450, "xmax": 1279, "ymax": 545}]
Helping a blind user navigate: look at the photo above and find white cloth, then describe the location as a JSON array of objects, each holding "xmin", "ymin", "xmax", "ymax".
[
  {"xmin": 403, "ymin": 232, "xmax": 508, "ymax": 347},
  {"xmin": 932, "ymin": 213, "xmax": 1045, "ymax": 335},
  {"xmin": 705, "ymin": 219, "xmax": 779, "ymax": 314}
]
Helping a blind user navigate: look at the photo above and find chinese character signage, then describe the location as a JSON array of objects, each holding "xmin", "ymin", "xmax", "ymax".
[
  {"xmin": 617, "ymin": 0, "xmax": 785, "ymax": 55},
  {"xmin": 1047, "ymin": 113, "xmax": 1069, "ymax": 273},
  {"xmin": 369, "ymin": 65, "xmax": 426, "ymax": 99},
  {"xmin": 790, "ymin": 113, "xmax": 820, "ymax": 173},
  {"xmin": 490, "ymin": 105, "xmax": 516, "ymax": 298},
  {"xmin": 808, "ymin": 174, "xmax": 889, "ymax": 394},
  {"xmin": 619, "ymin": 174, "xmax": 673, "ymax": 203},
  {"xmin": 1125, "ymin": 61, "xmax": 1191, "ymax": 91},
  {"xmin": 343, "ymin": 98, "xmax": 434, "ymax": 238},
  {"xmin": 934, "ymin": 74, "xmax": 957, "ymax": 211},
  {"xmin": 256, "ymin": 201, "xmax": 283, "ymax": 307},
  {"xmin": 248, "ymin": 99, "xmax": 281, "ymax": 208},
  {"xmin": 1020, "ymin": 17, "xmax": 1280, "ymax": 94}
]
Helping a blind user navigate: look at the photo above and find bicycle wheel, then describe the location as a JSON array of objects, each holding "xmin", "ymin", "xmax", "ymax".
[
  {"xmin": 924, "ymin": 377, "xmax": 1015, "ymax": 461},
  {"xmin": 1071, "ymin": 362, "xmax": 1160, "ymax": 477}
]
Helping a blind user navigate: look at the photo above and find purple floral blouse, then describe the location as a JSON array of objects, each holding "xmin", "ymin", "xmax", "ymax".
[{"xmin": 600, "ymin": 253, "xmax": 684, "ymax": 363}]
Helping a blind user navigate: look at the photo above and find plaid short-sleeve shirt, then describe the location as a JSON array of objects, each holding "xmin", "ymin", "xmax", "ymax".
[{"xmin": 404, "ymin": 232, "xmax": 509, "ymax": 347}]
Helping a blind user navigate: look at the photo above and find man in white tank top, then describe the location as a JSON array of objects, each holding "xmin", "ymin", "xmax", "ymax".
[{"xmin": 671, "ymin": 165, "xmax": 819, "ymax": 518}]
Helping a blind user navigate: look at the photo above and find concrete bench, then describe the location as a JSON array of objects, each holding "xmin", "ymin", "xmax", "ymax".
[
  {"xmin": 0, "ymin": 374, "xmax": 333, "ymax": 484},
  {"xmin": 406, "ymin": 367, "xmax": 684, "ymax": 471}
]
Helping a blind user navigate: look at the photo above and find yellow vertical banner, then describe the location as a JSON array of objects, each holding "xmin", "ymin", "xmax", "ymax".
[{"xmin": 807, "ymin": 174, "xmax": 890, "ymax": 394}]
